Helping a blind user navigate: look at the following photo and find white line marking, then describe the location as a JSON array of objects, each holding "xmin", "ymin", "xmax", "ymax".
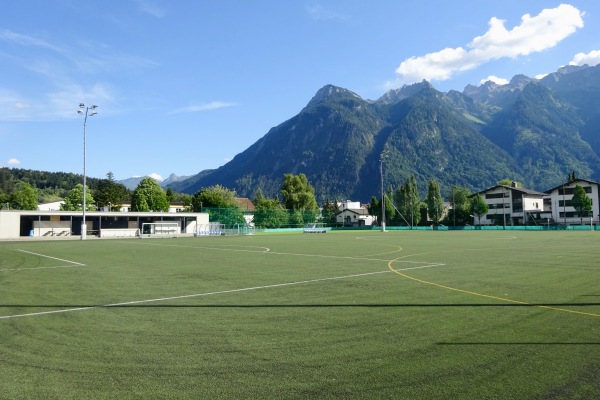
[
  {"xmin": 130, "ymin": 241, "xmax": 420, "ymax": 263},
  {"xmin": 0, "ymin": 263, "xmax": 445, "ymax": 320},
  {"xmin": 16, "ymin": 249, "xmax": 86, "ymax": 266}
]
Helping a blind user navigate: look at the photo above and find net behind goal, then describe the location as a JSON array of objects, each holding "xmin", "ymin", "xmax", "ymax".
[{"xmin": 140, "ymin": 222, "xmax": 180, "ymax": 238}]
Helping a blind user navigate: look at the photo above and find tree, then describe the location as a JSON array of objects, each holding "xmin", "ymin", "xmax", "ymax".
[
  {"xmin": 280, "ymin": 173, "xmax": 319, "ymax": 211},
  {"xmin": 61, "ymin": 184, "xmax": 96, "ymax": 211},
  {"xmin": 131, "ymin": 178, "xmax": 169, "ymax": 212},
  {"xmin": 253, "ymin": 192, "xmax": 288, "ymax": 228},
  {"xmin": 93, "ymin": 172, "xmax": 130, "ymax": 211},
  {"xmin": 571, "ymin": 184, "xmax": 592, "ymax": 224},
  {"xmin": 280, "ymin": 173, "xmax": 319, "ymax": 225},
  {"xmin": 193, "ymin": 184, "xmax": 239, "ymax": 210},
  {"xmin": 470, "ymin": 195, "xmax": 489, "ymax": 226},
  {"xmin": 426, "ymin": 179, "xmax": 444, "ymax": 225},
  {"xmin": 497, "ymin": 178, "xmax": 521, "ymax": 187},
  {"xmin": 384, "ymin": 186, "xmax": 396, "ymax": 226},
  {"xmin": 369, "ymin": 196, "xmax": 380, "ymax": 225},
  {"xmin": 396, "ymin": 176, "xmax": 420, "ymax": 227},
  {"xmin": 166, "ymin": 187, "xmax": 174, "ymax": 203},
  {"xmin": 10, "ymin": 181, "xmax": 38, "ymax": 210},
  {"xmin": 320, "ymin": 199, "xmax": 339, "ymax": 226},
  {"xmin": 193, "ymin": 185, "xmax": 245, "ymax": 226},
  {"xmin": 447, "ymin": 185, "xmax": 473, "ymax": 226}
]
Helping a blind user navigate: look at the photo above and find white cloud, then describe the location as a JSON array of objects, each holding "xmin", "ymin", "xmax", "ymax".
[
  {"xmin": 168, "ymin": 101, "xmax": 238, "ymax": 115},
  {"xmin": 0, "ymin": 29, "xmax": 65, "ymax": 54},
  {"xmin": 305, "ymin": 4, "xmax": 350, "ymax": 21},
  {"xmin": 149, "ymin": 172, "xmax": 163, "ymax": 181},
  {"xmin": 394, "ymin": 4, "xmax": 584, "ymax": 84},
  {"xmin": 134, "ymin": 0, "xmax": 166, "ymax": 18},
  {"xmin": 535, "ymin": 73, "xmax": 549, "ymax": 80},
  {"xmin": 7, "ymin": 158, "xmax": 20, "ymax": 165},
  {"xmin": 480, "ymin": 75, "xmax": 509, "ymax": 85},
  {"xmin": 569, "ymin": 50, "xmax": 600, "ymax": 67}
]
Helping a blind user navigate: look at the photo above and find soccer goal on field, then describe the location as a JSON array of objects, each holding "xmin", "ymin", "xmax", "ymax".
[
  {"xmin": 303, "ymin": 222, "xmax": 327, "ymax": 233},
  {"xmin": 140, "ymin": 222, "xmax": 180, "ymax": 238}
]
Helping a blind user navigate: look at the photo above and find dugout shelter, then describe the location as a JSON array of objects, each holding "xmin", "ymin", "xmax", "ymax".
[{"xmin": 0, "ymin": 210, "xmax": 208, "ymax": 239}]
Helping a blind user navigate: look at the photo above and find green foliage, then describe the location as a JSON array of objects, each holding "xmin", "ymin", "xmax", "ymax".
[
  {"xmin": 571, "ymin": 185, "xmax": 593, "ymax": 223},
  {"xmin": 280, "ymin": 173, "xmax": 319, "ymax": 212},
  {"xmin": 253, "ymin": 192, "xmax": 288, "ymax": 228},
  {"xmin": 10, "ymin": 181, "xmax": 38, "ymax": 210},
  {"xmin": 395, "ymin": 176, "xmax": 420, "ymax": 226},
  {"xmin": 166, "ymin": 187, "xmax": 174, "ymax": 203},
  {"xmin": 0, "ymin": 167, "xmax": 101, "ymax": 195},
  {"xmin": 93, "ymin": 172, "xmax": 130, "ymax": 210},
  {"xmin": 193, "ymin": 184, "xmax": 239, "ymax": 211},
  {"xmin": 384, "ymin": 187, "xmax": 395, "ymax": 225},
  {"xmin": 369, "ymin": 196, "xmax": 380, "ymax": 225},
  {"xmin": 203, "ymin": 207, "xmax": 246, "ymax": 226},
  {"xmin": 60, "ymin": 184, "xmax": 96, "ymax": 211},
  {"xmin": 446, "ymin": 185, "xmax": 473, "ymax": 226},
  {"xmin": 131, "ymin": 178, "xmax": 169, "ymax": 212},
  {"xmin": 320, "ymin": 199, "xmax": 339, "ymax": 225},
  {"xmin": 471, "ymin": 195, "xmax": 489, "ymax": 225},
  {"xmin": 426, "ymin": 179, "xmax": 444, "ymax": 224},
  {"xmin": 192, "ymin": 185, "xmax": 245, "ymax": 226}
]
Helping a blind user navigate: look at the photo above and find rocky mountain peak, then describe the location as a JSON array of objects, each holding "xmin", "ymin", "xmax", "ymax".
[{"xmin": 305, "ymin": 84, "xmax": 363, "ymax": 108}]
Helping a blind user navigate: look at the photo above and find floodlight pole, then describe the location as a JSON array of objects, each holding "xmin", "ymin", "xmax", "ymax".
[
  {"xmin": 380, "ymin": 151, "xmax": 388, "ymax": 232},
  {"xmin": 78, "ymin": 103, "xmax": 98, "ymax": 240}
]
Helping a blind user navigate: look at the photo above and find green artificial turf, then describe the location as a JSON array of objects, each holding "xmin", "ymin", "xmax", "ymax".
[{"xmin": 1, "ymin": 231, "xmax": 599, "ymax": 399}]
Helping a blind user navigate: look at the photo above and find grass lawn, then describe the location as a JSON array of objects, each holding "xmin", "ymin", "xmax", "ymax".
[{"xmin": 1, "ymin": 230, "xmax": 599, "ymax": 399}]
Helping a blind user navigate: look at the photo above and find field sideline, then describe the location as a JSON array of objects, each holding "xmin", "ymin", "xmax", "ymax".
[{"xmin": 1, "ymin": 230, "xmax": 599, "ymax": 399}]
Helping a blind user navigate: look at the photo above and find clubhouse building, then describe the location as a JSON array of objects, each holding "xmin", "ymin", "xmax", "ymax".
[{"xmin": 0, "ymin": 209, "xmax": 208, "ymax": 240}]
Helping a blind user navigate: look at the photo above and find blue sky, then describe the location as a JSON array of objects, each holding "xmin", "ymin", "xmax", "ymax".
[{"xmin": 1, "ymin": 1, "xmax": 600, "ymax": 182}]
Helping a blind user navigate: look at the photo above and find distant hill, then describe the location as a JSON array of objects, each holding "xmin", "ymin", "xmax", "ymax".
[{"xmin": 173, "ymin": 64, "xmax": 600, "ymax": 202}]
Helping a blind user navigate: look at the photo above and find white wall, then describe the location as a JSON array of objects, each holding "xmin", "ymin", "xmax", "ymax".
[{"xmin": 0, "ymin": 212, "xmax": 21, "ymax": 239}]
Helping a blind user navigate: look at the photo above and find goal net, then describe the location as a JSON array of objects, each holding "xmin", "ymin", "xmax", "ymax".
[
  {"xmin": 303, "ymin": 222, "xmax": 327, "ymax": 233},
  {"xmin": 140, "ymin": 222, "xmax": 180, "ymax": 238}
]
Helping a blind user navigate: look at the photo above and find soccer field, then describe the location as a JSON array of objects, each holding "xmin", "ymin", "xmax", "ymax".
[{"xmin": 1, "ymin": 231, "xmax": 599, "ymax": 399}]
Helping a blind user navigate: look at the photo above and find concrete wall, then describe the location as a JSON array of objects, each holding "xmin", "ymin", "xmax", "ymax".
[{"xmin": 0, "ymin": 212, "xmax": 20, "ymax": 239}]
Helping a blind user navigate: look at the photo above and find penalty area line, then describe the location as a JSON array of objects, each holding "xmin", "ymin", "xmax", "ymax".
[
  {"xmin": 0, "ymin": 263, "xmax": 445, "ymax": 320},
  {"xmin": 16, "ymin": 249, "xmax": 86, "ymax": 267}
]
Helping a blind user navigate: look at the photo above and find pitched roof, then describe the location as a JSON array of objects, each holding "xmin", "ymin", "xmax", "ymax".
[
  {"xmin": 472, "ymin": 184, "xmax": 547, "ymax": 197},
  {"xmin": 235, "ymin": 197, "xmax": 256, "ymax": 211},
  {"xmin": 545, "ymin": 178, "xmax": 600, "ymax": 194}
]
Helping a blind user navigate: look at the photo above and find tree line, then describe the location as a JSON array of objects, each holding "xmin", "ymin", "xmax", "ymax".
[{"xmin": 2, "ymin": 166, "xmax": 594, "ymax": 227}]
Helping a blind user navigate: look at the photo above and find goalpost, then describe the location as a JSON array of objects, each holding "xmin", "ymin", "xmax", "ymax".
[{"xmin": 140, "ymin": 222, "xmax": 180, "ymax": 238}]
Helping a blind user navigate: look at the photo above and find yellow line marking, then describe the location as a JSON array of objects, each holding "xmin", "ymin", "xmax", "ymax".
[{"xmin": 387, "ymin": 255, "xmax": 600, "ymax": 318}]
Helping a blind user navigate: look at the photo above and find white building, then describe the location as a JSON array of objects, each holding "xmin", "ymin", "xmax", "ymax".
[
  {"xmin": 472, "ymin": 184, "xmax": 551, "ymax": 226},
  {"xmin": 335, "ymin": 200, "xmax": 375, "ymax": 227},
  {"xmin": 0, "ymin": 210, "xmax": 208, "ymax": 239},
  {"xmin": 545, "ymin": 178, "xmax": 600, "ymax": 225}
]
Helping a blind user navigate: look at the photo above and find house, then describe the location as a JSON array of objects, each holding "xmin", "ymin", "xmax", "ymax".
[
  {"xmin": 335, "ymin": 200, "xmax": 375, "ymax": 227},
  {"xmin": 545, "ymin": 178, "xmax": 600, "ymax": 225},
  {"xmin": 471, "ymin": 183, "xmax": 551, "ymax": 226}
]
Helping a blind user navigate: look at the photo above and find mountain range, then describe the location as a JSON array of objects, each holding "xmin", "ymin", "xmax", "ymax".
[
  {"xmin": 117, "ymin": 173, "xmax": 192, "ymax": 190},
  {"xmin": 165, "ymin": 64, "xmax": 600, "ymax": 203}
]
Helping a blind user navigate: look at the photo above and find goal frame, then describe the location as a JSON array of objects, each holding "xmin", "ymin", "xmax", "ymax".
[{"xmin": 140, "ymin": 222, "xmax": 181, "ymax": 239}]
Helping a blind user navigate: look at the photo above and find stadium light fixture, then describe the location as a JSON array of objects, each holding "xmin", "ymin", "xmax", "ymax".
[{"xmin": 77, "ymin": 103, "xmax": 98, "ymax": 240}]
